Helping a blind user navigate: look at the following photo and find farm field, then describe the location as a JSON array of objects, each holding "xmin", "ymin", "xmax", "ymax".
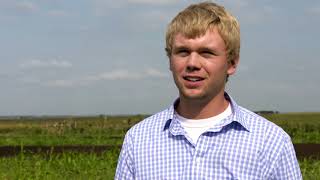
[
  {"xmin": 0, "ymin": 149, "xmax": 120, "ymax": 179},
  {"xmin": 0, "ymin": 151, "xmax": 318, "ymax": 179},
  {"xmin": 263, "ymin": 112, "xmax": 320, "ymax": 143},
  {"xmin": 0, "ymin": 115, "xmax": 145, "ymax": 146},
  {"xmin": 0, "ymin": 113, "xmax": 319, "ymax": 179}
]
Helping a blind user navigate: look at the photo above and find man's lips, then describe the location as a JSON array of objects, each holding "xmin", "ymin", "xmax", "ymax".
[{"xmin": 183, "ymin": 76, "xmax": 205, "ymax": 82}]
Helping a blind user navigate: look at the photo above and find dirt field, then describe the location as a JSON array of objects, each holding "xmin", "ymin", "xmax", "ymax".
[{"xmin": 0, "ymin": 144, "xmax": 319, "ymax": 159}]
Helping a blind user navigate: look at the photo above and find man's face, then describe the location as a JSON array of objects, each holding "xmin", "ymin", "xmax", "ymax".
[{"xmin": 169, "ymin": 27, "xmax": 238, "ymax": 101}]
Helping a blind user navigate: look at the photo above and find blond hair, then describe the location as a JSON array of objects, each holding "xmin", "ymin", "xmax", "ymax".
[{"xmin": 165, "ymin": 1, "xmax": 240, "ymax": 62}]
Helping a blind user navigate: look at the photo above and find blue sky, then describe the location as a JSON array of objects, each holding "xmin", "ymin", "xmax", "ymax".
[{"xmin": 1, "ymin": 0, "xmax": 319, "ymax": 115}]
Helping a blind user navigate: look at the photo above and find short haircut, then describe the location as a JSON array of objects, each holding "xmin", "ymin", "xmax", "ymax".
[{"xmin": 165, "ymin": 1, "xmax": 240, "ymax": 62}]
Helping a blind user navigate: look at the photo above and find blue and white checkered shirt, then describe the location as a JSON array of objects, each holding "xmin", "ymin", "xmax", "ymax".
[{"xmin": 115, "ymin": 93, "xmax": 302, "ymax": 179}]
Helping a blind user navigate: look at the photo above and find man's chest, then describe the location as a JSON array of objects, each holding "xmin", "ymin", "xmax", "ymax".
[{"xmin": 134, "ymin": 131, "xmax": 265, "ymax": 179}]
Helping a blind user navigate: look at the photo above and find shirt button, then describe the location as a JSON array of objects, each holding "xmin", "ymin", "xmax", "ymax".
[
  {"xmin": 196, "ymin": 158, "xmax": 200, "ymax": 164},
  {"xmin": 195, "ymin": 158, "xmax": 201, "ymax": 171}
]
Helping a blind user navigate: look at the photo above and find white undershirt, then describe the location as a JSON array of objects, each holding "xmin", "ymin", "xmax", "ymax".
[{"xmin": 175, "ymin": 103, "xmax": 232, "ymax": 144}]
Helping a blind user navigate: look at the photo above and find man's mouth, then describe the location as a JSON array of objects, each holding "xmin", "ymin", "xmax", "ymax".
[{"xmin": 183, "ymin": 76, "xmax": 205, "ymax": 82}]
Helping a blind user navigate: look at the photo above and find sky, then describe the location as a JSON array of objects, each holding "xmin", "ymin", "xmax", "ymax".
[{"xmin": 0, "ymin": 0, "xmax": 319, "ymax": 115}]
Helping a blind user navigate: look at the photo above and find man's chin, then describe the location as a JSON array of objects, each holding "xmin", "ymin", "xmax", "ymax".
[{"xmin": 180, "ymin": 91, "xmax": 206, "ymax": 100}]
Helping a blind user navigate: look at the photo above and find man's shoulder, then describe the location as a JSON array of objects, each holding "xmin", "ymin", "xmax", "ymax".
[
  {"xmin": 236, "ymin": 105, "xmax": 290, "ymax": 140},
  {"xmin": 227, "ymin": 93, "xmax": 287, "ymax": 138}
]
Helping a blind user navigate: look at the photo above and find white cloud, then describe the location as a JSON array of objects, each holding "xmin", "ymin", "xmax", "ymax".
[
  {"xmin": 18, "ymin": 67, "xmax": 169, "ymax": 88},
  {"xmin": 306, "ymin": 6, "xmax": 320, "ymax": 15},
  {"xmin": 217, "ymin": 0, "xmax": 278, "ymax": 25},
  {"xmin": 47, "ymin": 10, "xmax": 69, "ymax": 17},
  {"xmin": 100, "ymin": 70, "xmax": 142, "ymax": 80},
  {"xmin": 19, "ymin": 77, "xmax": 77, "ymax": 88},
  {"xmin": 0, "ymin": 0, "xmax": 38, "ymax": 16},
  {"xmin": 19, "ymin": 59, "xmax": 72, "ymax": 69},
  {"xmin": 129, "ymin": 9, "xmax": 172, "ymax": 30},
  {"xmin": 84, "ymin": 68, "xmax": 168, "ymax": 82},
  {"xmin": 145, "ymin": 67, "xmax": 169, "ymax": 78},
  {"xmin": 85, "ymin": 69, "xmax": 142, "ymax": 81},
  {"xmin": 45, "ymin": 79, "xmax": 74, "ymax": 87},
  {"xmin": 15, "ymin": 1, "xmax": 38, "ymax": 13},
  {"xmin": 35, "ymin": 69, "xmax": 140, "ymax": 88}
]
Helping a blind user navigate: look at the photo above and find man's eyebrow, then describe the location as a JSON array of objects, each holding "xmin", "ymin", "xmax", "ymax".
[
  {"xmin": 172, "ymin": 46, "xmax": 189, "ymax": 51},
  {"xmin": 198, "ymin": 47, "xmax": 214, "ymax": 52}
]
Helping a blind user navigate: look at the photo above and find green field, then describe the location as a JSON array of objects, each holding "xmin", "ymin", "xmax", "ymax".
[
  {"xmin": 0, "ymin": 151, "xmax": 316, "ymax": 180},
  {"xmin": 263, "ymin": 112, "xmax": 320, "ymax": 143},
  {"xmin": 0, "ymin": 115, "xmax": 145, "ymax": 146},
  {"xmin": 0, "ymin": 150, "xmax": 120, "ymax": 180},
  {"xmin": 0, "ymin": 113, "xmax": 319, "ymax": 179}
]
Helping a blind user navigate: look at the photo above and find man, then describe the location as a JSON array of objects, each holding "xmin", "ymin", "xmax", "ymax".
[{"xmin": 115, "ymin": 2, "xmax": 302, "ymax": 179}]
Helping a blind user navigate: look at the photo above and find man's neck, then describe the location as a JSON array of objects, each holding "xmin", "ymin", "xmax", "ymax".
[{"xmin": 176, "ymin": 92, "xmax": 229, "ymax": 119}]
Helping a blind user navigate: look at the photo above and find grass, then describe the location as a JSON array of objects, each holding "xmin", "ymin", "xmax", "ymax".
[
  {"xmin": 0, "ymin": 149, "xmax": 120, "ymax": 180},
  {"xmin": 0, "ymin": 115, "xmax": 146, "ymax": 146},
  {"xmin": 0, "ymin": 151, "xmax": 318, "ymax": 179},
  {"xmin": 0, "ymin": 128, "xmax": 125, "ymax": 146},
  {"xmin": 261, "ymin": 113, "xmax": 320, "ymax": 143},
  {"xmin": 299, "ymin": 158, "xmax": 320, "ymax": 180}
]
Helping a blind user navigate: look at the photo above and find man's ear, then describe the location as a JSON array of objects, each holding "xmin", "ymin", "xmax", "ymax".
[{"xmin": 227, "ymin": 56, "xmax": 239, "ymax": 75}]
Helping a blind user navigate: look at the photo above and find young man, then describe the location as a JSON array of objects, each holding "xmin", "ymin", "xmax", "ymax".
[{"xmin": 115, "ymin": 2, "xmax": 302, "ymax": 179}]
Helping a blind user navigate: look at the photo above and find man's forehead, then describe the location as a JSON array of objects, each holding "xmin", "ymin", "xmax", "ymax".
[
  {"xmin": 173, "ymin": 26, "xmax": 220, "ymax": 40},
  {"xmin": 172, "ymin": 28, "xmax": 225, "ymax": 49}
]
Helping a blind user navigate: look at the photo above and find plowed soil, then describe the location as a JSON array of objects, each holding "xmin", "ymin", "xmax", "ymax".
[{"xmin": 0, "ymin": 144, "xmax": 319, "ymax": 159}]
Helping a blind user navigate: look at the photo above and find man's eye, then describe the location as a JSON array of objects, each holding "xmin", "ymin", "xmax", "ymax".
[
  {"xmin": 201, "ymin": 51, "xmax": 215, "ymax": 57},
  {"xmin": 202, "ymin": 51, "xmax": 214, "ymax": 55},
  {"xmin": 175, "ymin": 50, "xmax": 189, "ymax": 56}
]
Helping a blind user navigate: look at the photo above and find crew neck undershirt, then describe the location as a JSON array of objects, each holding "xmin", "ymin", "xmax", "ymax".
[{"xmin": 175, "ymin": 103, "xmax": 232, "ymax": 144}]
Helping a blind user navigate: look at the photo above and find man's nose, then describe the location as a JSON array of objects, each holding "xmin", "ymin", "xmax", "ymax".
[{"xmin": 186, "ymin": 52, "xmax": 201, "ymax": 72}]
